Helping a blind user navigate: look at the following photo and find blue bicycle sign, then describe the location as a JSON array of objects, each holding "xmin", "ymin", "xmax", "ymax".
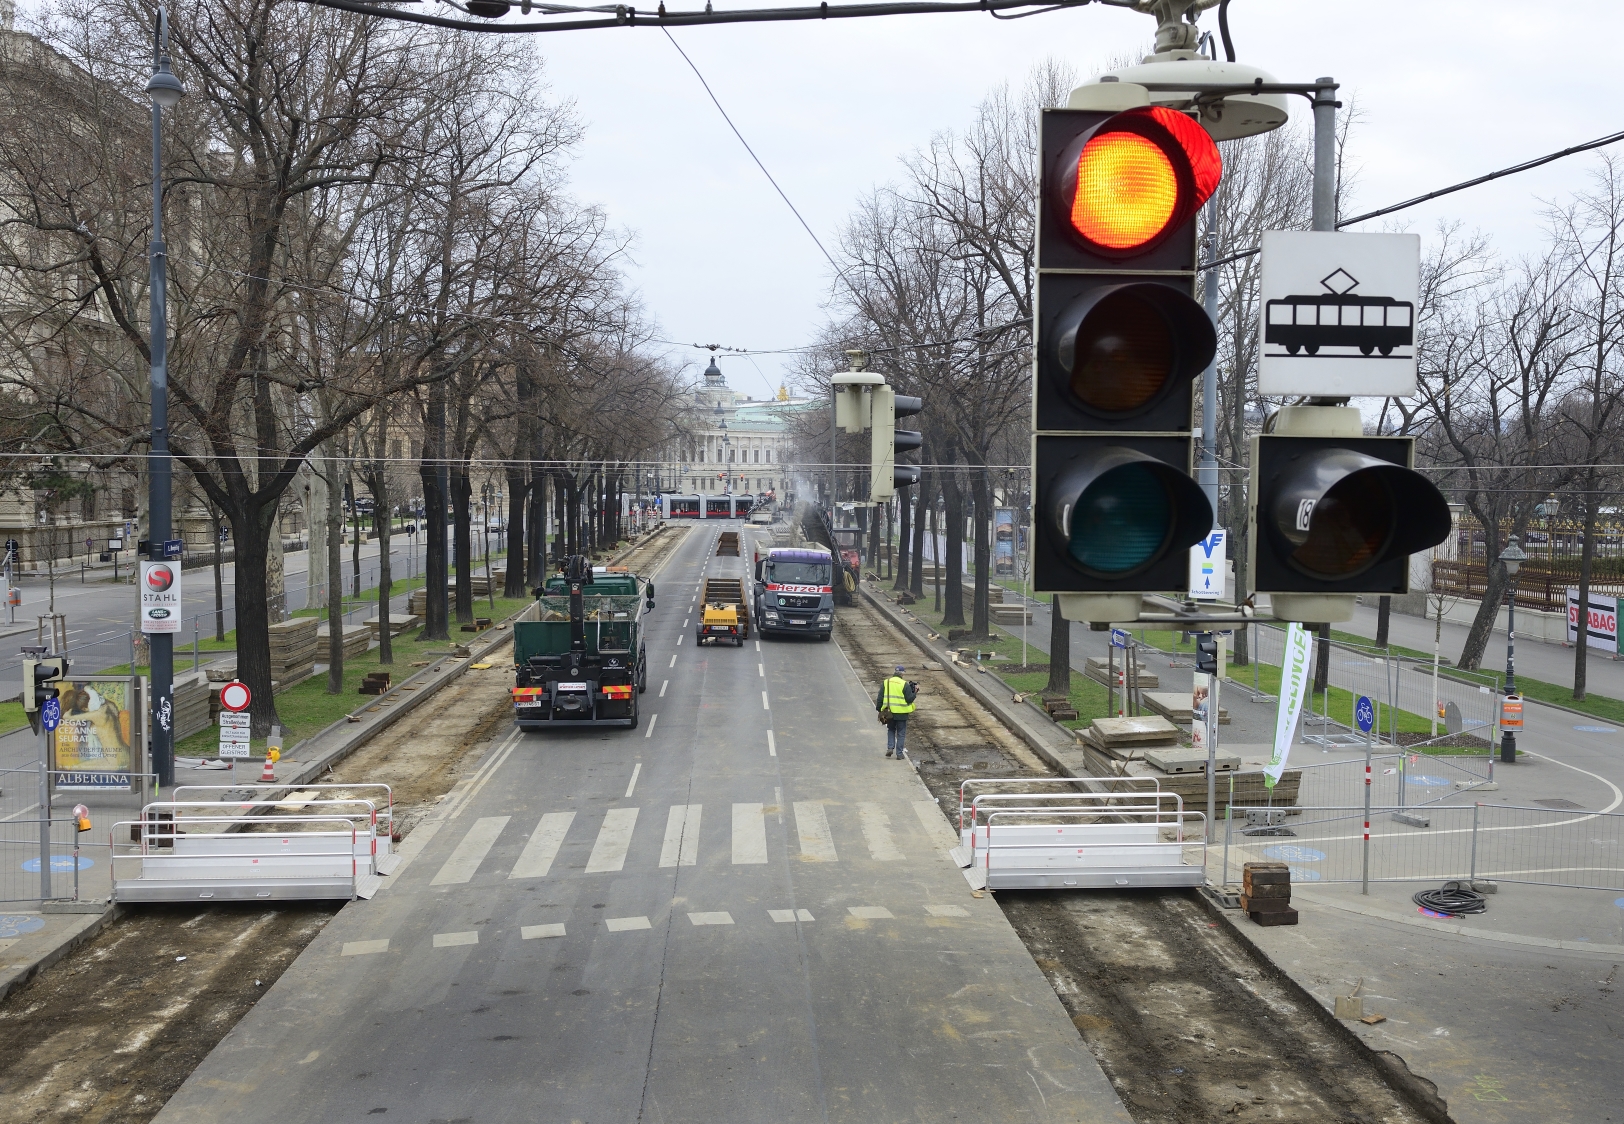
[
  {"xmin": 1354, "ymin": 695, "xmax": 1375, "ymax": 734},
  {"xmin": 41, "ymin": 697, "xmax": 61, "ymax": 732}
]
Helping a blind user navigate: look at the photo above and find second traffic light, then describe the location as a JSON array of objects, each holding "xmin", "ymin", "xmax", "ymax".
[
  {"xmin": 1033, "ymin": 102, "xmax": 1221, "ymax": 620},
  {"xmin": 870, "ymin": 385, "xmax": 922, "ymax": 502},
  {"xmin": 22, "ymin": 655, "xmax": 67, "ymax": 735}
]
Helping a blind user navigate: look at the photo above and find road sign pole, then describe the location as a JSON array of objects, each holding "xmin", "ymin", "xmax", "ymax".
[
  {"xmin": 37, "ymin": 718, "xmax": 51, "ymax": 900},
  {"xmin": 1355, "ymin": 694, "xmax": 1374, "ymax": 895}
]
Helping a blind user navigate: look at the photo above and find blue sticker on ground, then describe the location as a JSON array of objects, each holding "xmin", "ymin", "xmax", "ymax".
[
  {"xmin": 1262, "ymin": 845, "xmax": 1326, "ymax": 863},
  {"xmin": 1288, "ymin": 866, "xmax": 1322, "ymax": 881},
  {"xmin": 1615, "ymin": 897, "xmax": 1624, "ymax": 910},
  {"xmin": 1406, "ymin": 775, "xmax": 1452, "ymax": 786},
  {"xmin": 20, "ymin": 855, "xmax": 93, "ymax": 873},
  {"xmin": 1575, "ymin": 725, "xmax": 1616, "ymax": 734},
  {"xmin": 1418, "ymin": 907, "xmax": 1454, "ymax": 919},
  {"xmin": 0, "ymin": 914, "xmax": 46, "ymax": 938}
]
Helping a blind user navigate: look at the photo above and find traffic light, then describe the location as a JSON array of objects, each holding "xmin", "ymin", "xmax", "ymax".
[
  {"xmin": 22, "ymin": 655, "xmax": 67, "ymax": 734},
  {"xmin": 1195, "ymin": 633, "xmax": 1218, "ymax": 675},
  {"xmin": 870, "ymin": 385, "xmax": 922, "ymax": 501},
  {"xmin": 1033, "ymin": 103, "xmax": 1221, "ymax": 622},
  {"xmin": 1248, "ymin": 406, "xmax": 1451, "ymax": 622}
]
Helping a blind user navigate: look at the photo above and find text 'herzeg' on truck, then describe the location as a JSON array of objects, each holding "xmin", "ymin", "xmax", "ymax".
[
  {"xmin": 510, "ymin": 555, "xmax": 654, "ymax": 731},
  {"xmin": 752, "ymin": 546, "xmax": 835, "ymax": 640}
]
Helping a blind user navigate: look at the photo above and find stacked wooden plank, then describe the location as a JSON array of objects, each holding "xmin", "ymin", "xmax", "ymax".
[
  {"xmin": 172, "ymin": 673, "xmax": 213, "ymax": 741},
  {"xmin": 267, "ymin": 617, "xmax": 319, "ymax": 689},
  {"xmin": 408, "ymin": 587, "xmax": 457, "ymax": 617},
  {"xmin": 1142, "ymin": 690, "xmax": 1230, "ymax": 725},
  {"xmin": 359, "ymin": 670, "xmax": 392, "ymax": 696},
  {"xmin": 1080, "ymin": 714, "xmax": 1181, "ymax": 763},
  {"xmin": 1084, "ymin": 655, "xmax": 1160, "ymax": 690},
  {"xmin": 316, "ymin": 622, "xmax": 372, "ymax": 659},
  {"xmin": 1242, "ymin": 862, "xmax": 1297, "ymax": 926},
  {"xmin": 990, "ymin": 603, "xmax": 1033, "ymax": 625},
  {"xmin": 366, "ymin": 613, "xmax": 419, "ymax": 637}
]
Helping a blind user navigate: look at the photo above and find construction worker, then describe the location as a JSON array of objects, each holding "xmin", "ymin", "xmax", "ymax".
[{"xmin": 875, "ymin": 664, "xmax": 918, "ymax": 760}]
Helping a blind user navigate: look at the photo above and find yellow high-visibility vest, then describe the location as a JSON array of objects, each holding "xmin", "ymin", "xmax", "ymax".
[{"xmin": 882, "ymin": 676, "xmax": 915, "ymax": 716}]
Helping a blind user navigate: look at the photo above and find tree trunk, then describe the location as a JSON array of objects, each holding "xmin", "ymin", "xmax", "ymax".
[
  {"xmin": 970, "ymin": 467, "xmax": 991, "ymax": 639},
  {"xmin": 419, "ymin": 444, "xmax": 449, "ymax": 643},
  {"xmin": 1376, "ymin": 595, "xmax": 1391, "ymax": 648},
  {"xmin": 1576, "ymin": 486, "xmax": 1600, "ymax": 700},
  {"xmin": 230, "ymin": 509, "xmax": 280, "ymax": 736},
  {"xmin": 910, "ymin": 471, "xmax": 931, "ymax": 600},
  {"xmin": 373, "ymin": 468, "xmax": 393, "ymax": 665},
  {"xmin": 505, "ymin": 466, "xmax": 528, "ymax": 598},
  {"xmin": 350, "ymin": 475, "xmax": 362, "ymax": 599},
  {"xmin": 1045, "ymin": 595, "xmax": 1070, "ymax": 697},
  {"xmin": 211, "ymin": 504, "xmax": 225, "ymax": 642},
  {"xmin": 1313, "ymin": 623, "xmax": 1331, "ymax": 692},
  {"xmin": 941, "ymin": 464, "xmax": 965, "ymax": 628},
  {"xmin": 452, "ymin": 461, "xmax": 473, "ymax": 625},
  {"xmin": 325, "ymin": 447, "xmax": 345, "ymax": 694},
  {"xmin": 893, "ymin": 490, "xmax": 911, "ymax": 592}
]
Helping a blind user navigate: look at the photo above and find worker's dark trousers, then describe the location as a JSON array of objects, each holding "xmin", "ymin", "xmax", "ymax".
[{"xmin": 886, "ymin": 718, "xmax": 908, "ymax": 755}]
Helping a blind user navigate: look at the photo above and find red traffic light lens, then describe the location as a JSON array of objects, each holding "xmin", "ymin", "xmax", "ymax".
[{"xmin": 1060, "ymin": 106, "xmax": 1221, "ymax": 255}]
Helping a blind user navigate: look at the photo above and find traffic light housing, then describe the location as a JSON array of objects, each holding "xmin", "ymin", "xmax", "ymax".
[
  {"xmin": 1248, "ymin": 406, "xmax": 1451, "ymax": 622},
  {"xmin": 1033, "ymin": 103, "xmax": 1221, "ymax": 621},
  {"xmin": 871, "ymin": 385, "xmax": 922, "ymax": 501},
  {"xmin": 22, "ymin": 655, "xmax": 67, "ymax": 734},
  {"xmin": 1195, "ymin": 633, "xmax": 1218, "ymax": 676}
]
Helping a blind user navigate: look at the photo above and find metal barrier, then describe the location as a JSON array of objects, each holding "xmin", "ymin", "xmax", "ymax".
[
  {"xmin": 172, "ymin": 782, "xmax": 395, "ymax": 836},
  {"xmin": 952, "ymin": 781, "xmax": 1204, "ymax": 891},
  {"xmin": 1470, "ymin": 803, "xmax": 1624, "ymax": 892}
]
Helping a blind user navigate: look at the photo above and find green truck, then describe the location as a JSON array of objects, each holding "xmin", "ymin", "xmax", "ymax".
[{"xmin": 510, "ymin": 557, "xmax": 654, "ymax": 730}]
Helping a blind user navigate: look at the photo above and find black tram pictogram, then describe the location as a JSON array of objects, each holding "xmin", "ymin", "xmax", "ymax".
[{"xmin": 1264, "ymin": 268, "xmax": 1415, "ymax": 357}]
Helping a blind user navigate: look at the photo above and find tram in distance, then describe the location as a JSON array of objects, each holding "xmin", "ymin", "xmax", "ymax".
[
  {"xmin": 1264, "ymin": 291, "xmax": 1415, "ymax": 356},
  {"xmin": 661, "ymin": 493, "xmax": 761, "ymax": 520}
]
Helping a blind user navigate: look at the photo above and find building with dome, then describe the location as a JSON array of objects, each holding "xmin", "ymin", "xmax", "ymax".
[{"xmin": 661, "ymin": 357, "xmax": 810, "ymax": 497}]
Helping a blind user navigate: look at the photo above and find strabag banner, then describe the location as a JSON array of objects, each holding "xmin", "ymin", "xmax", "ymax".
[
  {"xmin": 140, "ymin": 560, "xmax": 182, "ymax": 633},
  {"xmin": 1265, "ymin": 622, "xmax": 1312, "ymax": 789}
]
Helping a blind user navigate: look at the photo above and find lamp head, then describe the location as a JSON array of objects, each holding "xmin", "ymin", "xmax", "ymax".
[
  {"xmin": 1499, "ymin": 534, "xmax": 1527, "ymax": 574},
  {"xmin": 148, "ymin": 55, "xmax": 184, "ymax": 109}
]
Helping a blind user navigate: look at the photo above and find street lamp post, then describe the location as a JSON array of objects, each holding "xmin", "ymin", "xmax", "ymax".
[
  {"xmin": 146, "ymin": 8, "xmax": 184, "ymax": 788},
  {"xmin": 1499, "ymin": 535, "xmax": 1527, "ymax": 765}
]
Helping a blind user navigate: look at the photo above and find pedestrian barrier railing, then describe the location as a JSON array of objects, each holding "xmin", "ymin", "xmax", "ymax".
[
  {"xmin": 110, "ymin": 796, "xmax": 388, "ymax": 902},
  {"xmin": 1219, "ymin": 801, "xmax": 1624, "ymax": 893},
  {"xmin": 954, "ymin": 775, "xmax": 1160, "ymax": 835},
  {"xmin": 952, "ymin": 782, "xmax": 1204, "ymax": 891},
  {"xmin": 171, "ymin": 782, "xmax": 395, "ymax": 842}
]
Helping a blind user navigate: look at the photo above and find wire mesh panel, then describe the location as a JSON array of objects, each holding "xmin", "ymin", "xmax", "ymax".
[
  {"xmin": 1470, "ymin": 804, "xmax": 1624, "ymax": 891},
  {"xmin": 1222, "ymin": 805, "xmax": 1476, "ymax": 886},
  {"xmin": 0, "ymin": 819, "xmax": 83, "ymax": 904}
]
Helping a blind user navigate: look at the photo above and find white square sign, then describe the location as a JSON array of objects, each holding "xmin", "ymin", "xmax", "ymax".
[
  {"xmin": 1188, "ymin": 529, "xmax": 1227, "ymax": 602},
  {"xmin": 1258, "ymin": 231, "xmax": 1420, "ymax": 397}
]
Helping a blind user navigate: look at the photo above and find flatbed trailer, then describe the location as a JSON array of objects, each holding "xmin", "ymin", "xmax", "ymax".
[
  {"xmin": 716, "ymin": 530, "xmax": 740, "ymax": 556},
  {"xmin": 700, "ymin": 577, "xmax": 750, "ymax": 639}
]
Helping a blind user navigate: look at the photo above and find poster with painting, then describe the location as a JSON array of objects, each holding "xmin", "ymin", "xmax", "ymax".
[{"xmin": 52, "ymin": 678, "xmax": 136, "ymax": 789}]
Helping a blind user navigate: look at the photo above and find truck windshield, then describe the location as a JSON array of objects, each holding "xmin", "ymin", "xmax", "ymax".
[{"xmin": 766, "ymin": 561, "xmax": 830, "ymax": 586}]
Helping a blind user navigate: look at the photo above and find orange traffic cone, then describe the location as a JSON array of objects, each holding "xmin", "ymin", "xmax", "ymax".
[{"xmin": 258, "ymin": 748, "xmax": 279, "ymax": 784}]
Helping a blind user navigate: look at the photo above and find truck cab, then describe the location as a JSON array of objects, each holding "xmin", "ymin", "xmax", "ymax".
[{"xmin": 753, "ymin": 547, "xmax": 835, "ymax": 640}]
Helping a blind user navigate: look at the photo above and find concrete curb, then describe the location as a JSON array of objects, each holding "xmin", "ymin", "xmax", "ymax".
[{"xmin": 858, "ymin": 584, "xmax": 1093, "ymax": 778}]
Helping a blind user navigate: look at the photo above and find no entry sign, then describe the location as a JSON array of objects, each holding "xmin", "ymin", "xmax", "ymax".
[{"xmin": 219, "ymin": 680, "xmax": 252, "ymax": 712}]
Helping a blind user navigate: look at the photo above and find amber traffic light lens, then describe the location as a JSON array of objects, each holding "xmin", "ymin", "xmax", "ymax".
[
  {"xmin": 1290, "ymin": 477, "xmax": 1393, "ymax": 578},
  {"xmin": 1070, "ymin": 132, "xmax": 1178, "ymax": 250},
  {"xmin": 1067, "ymin": 289, "xmax": 1173, "ymax": 411}
]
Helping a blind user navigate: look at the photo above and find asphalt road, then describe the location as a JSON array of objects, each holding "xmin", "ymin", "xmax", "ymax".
[{"xmin": 152, "ymin": 521, "xmax": 1129, "ymax": 1124}]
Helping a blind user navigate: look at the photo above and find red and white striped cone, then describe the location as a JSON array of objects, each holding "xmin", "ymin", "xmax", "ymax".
[{"xmin": 258, "ymin": 749, "xmax": 279, "ymax": 784}]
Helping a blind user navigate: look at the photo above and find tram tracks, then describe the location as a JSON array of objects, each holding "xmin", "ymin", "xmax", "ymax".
[{"xmin": 835, "ymin": 593, "xmax": 1446, "ymax": 1124}]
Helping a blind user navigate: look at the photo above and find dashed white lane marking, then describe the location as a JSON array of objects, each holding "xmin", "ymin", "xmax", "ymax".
[
  {"xmin": 762, "ymin": 691, "xmax": 769, "ymax": 710},
  {"xmin": 926, "ymin": 905, "xmax": 969, "ymax": 918},
  {"xmin": 669, "ymin": 654, "xmax": 677, "ymax": 667},
  {"xmin": 848, "ymin": 906, "xmax": 894, "ymax": 920},
  {"xmin": 430, "ymin": 816, "xmax": 510, "ymax": 885},
  {"xmin": 768, "ymin": 909, "xmax": 816, "ymax": 923},
  {"xmin": 755, "ymin": 640, "xmax": 761, "ymax": 652},
  {"xmin": 509, "ymin": 812, "xmax": 575, "ymax": 880},
  {"xmin": 522, "ymin": 923, "xmax": 566, "ymax": 939},
  {"xmin": 774, "ymin": 787, "xmax": 783, "ymax": 824},
  {"xmin": 684, "ymin": 619, "xmax": 690, "ymax": 628},
  {"xmin": 766, "ymin": 730, "xmax": 776, "ymax": 757},
  {"xmin": 677, "ymin": 635, "xmax": 684, "ymax": 646},
  {"xmin": 793, "ymin": 802, "xmax": 838, "ymax": 862},
  {"xmin": 644, "ymin": 712, "xmax": 658, "ymax": 738},
  {"xmin": 858, "ymin": 803, "xmax": 904, "ymax": 861},
  {"xmin": 732, "ymin": 803, "xmax": 768, "ymax": 864},
  {"xmin": 625, "ymin": 764, "xmax": 642, "ymax": 799},
  {"xmin": 660, "ymin": 680, "xmax": 669, "ymax": 697},
  {"xmin": 434, "ymin": 931, "xmax": 478, "ymax": 948},
  {"xmin": 585, "ymin": 808, "xmax": 640, "ymax": 873},
  {"xmin": 659, "ymin": 804, "xmax": 703, "ymax": 867},
  {"xmin": 342, "ymin": 940, "xmax": 389, "ymax": 956},
  {"xmin": 688, "ymin": 912, "xmax": 734, "ymax": 926},
  {"xmin": 606, "ymin": 916, "xmax": 651, "ymax": 932}
]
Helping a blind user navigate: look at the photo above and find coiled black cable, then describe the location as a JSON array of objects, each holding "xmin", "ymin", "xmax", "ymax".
[{"xmin": 1412, "ymin": 880, "xmax": 1488, "ymax": 916}]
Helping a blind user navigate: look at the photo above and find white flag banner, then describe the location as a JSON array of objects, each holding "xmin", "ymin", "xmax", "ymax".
[{"xmin": 1266, "ymin": 623, "xmax": 1312, "ymax": 788}]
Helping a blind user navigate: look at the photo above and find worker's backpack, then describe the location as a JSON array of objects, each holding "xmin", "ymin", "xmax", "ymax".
[{"xmin": 903, "ymin": 681, "xmax": 918, "ymax": 705}]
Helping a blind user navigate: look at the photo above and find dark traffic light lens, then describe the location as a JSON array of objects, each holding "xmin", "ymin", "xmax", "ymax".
[
  {"xmin": 1067, "ymin": 463, "xmax": 1170, "ymax": 574},
  {"xmin": 1067, "ymin": 290, "xmax": 1173, "ymax": 412},
  {"xmin": 1291, "ymin": 477, "xmax": 1393, "ymax": 578}
]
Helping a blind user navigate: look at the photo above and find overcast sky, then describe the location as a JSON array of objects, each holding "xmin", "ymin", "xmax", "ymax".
[{"xmin": 523, "ymin": 0, "xmax": 1613, "ymax": 397}]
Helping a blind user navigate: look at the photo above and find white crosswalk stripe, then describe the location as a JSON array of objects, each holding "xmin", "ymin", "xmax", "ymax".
[
  {"xmin": 660, "ymin": 804, "xmax": 702, "ymax": 867},
  {"xmin": 430, "ymin": 816, "xmax": 509, "ymax": 885},
  {"xmin": 732, "ymin": 803, "xmax": 768, "ymax": 864},
  {"xmin": 585, "ymin": 808, "xmax": 640, "ymax": 874},
  {"xmin": 857, "ymin": 803, "xmax": 904, "ymax": 861},
  {"xmin": 793, "ymin": 802, "xmax": 838, "ymax": 862},
  {"xmin": 509, "ymin": 812, "xmax": 574, "ymax": 880}
]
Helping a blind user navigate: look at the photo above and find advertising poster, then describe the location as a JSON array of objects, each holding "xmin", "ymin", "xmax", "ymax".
[
  {"xmin": 1565, "ymin": 589, "xmax": 1618, "ymax": 652},
  {"xmin": 140, "ymin": 560, "xmax": 182, "ymax": 633},
  {"xmin": 52, "ymin": 678, "xmax": 137, "ymax": 789}
]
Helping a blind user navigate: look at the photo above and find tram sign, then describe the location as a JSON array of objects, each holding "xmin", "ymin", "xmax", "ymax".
[{"xmin": 1258, "ymin": 231, "xmax": 1420, "ymax": 398}]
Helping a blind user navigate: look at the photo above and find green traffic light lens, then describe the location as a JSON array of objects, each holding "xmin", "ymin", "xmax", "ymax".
[
  {"xmin": 1068, "ymin": 290, "xmax": 1172, "ymax": 412},
  {"xmin": 1067, "ymin": 463, "xmax": 1170, "ymax": 574},
  {"xmin": 1291, "ymin": 477, "xmax": 1391, "ymax": 578}
]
